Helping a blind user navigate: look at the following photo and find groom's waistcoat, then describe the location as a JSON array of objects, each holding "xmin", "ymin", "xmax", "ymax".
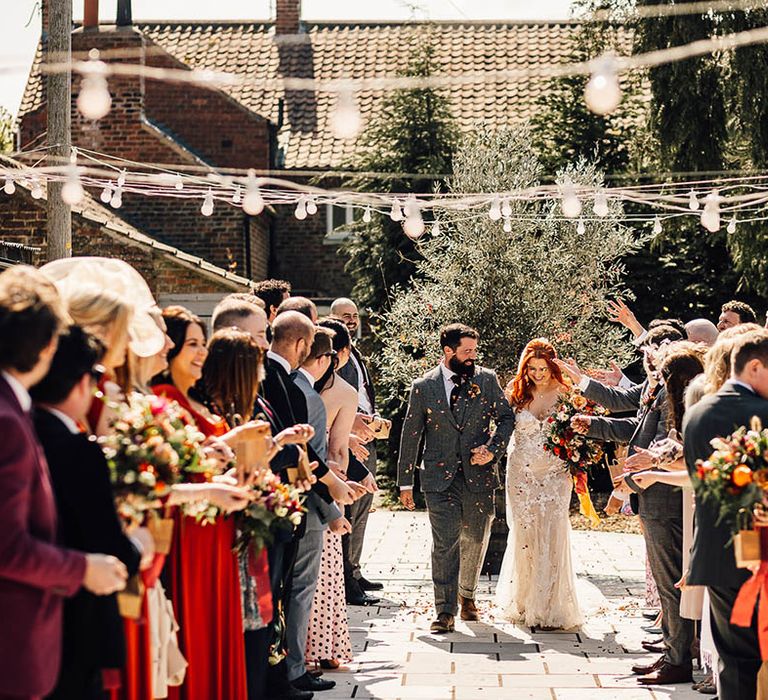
[{"xmin": 397, "ymin": 364, "xmax": 515, "ymax": 494}]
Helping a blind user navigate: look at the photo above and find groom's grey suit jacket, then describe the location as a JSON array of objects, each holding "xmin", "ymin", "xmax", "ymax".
[{"xmin": 397, "ymin": 364, "xmax": 515, "ymax": 493}]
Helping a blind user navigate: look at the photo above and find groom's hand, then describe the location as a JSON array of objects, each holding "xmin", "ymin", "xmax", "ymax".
[
  {"xmin": 554, "ymin": 358, "xmax": 584, "ymax": 384},
  {"xmin": 400, "ymin": 489, "xmax": 415, "ymax": 511},
  {"xmin": 470, "ymin": 446, "xmax": 494, "ymax": 465},
  {"xmin": 571, "ymin": 414, "xmax": 591, "ymax": 434}
]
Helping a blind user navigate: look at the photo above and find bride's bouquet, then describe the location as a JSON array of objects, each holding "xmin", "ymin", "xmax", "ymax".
[{"xmin": 544, "ymin": 389, "xmax": 608, "ymax": 526}]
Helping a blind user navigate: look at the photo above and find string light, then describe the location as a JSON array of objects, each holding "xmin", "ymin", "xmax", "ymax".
[
  {"xmin": 110, "ymin": 186, "xmax": 123, "ymax": 208},
  {"xmin": 653, "ymin": 216, "xmax": 663, "ymax": 235},
  {"xmin": 201, "ymin": 189, "xmax": 214, "ymax": 216},
  {"xmin": 593, "ymin": 190, "xmax": 609, "ymax": 217},
  {"xmin": 61, "ymin": 151, "xmax": 84, "ymax": 205},
  {"xmin": 503, "ymin": 217, "xmax": 512, "ymax": 233},
  {"xmin": 3, "ymin": 174, "xmax": 15, "ymax": 195},
  {"xmin": 231, "ymin": 185, "xmax": 242, "ymax": 205},
  {"xmin": 584, "ymin": 54, "xmax": 622, "ymax": 116},
  {"xmin": 403, "ymin": 198, "xmax": 425, "ymax": 240},
  {"xmin": 242, "ymin": 170, "xmax": 264, "ymax": 216},
  {"xmin": 688, "ymin": 190, "xmax": 700, "ymax": 211},
  {"xmin": 100, "ymin": 183, "xmax": 114, "ymax": 203},
  {"xmin": 174, "ymin": 173, "xmax": 184, "ymax": 191},
  {"xmin": 560, "ymin": 178, "xmax": 582, "ymax": 219},
  {"xmin": 362, "ymin": 205, "xmax": 372, "ymax": 223},
  {"xmin": 576, "ymin": 219, "xmax": 586, "ymax": 235},
  {"xmin": 488, "ymin": 197, "xmax": 502, "ymax": 221},
  {"xmin": 727, "ymin": 216, "xmax": 737, "ymax": 234},
  {"xmin": 701, "ymin": 189, "xmax": 720, "ymax": 232},
  {"xmin": 294, "ymin": 195, "xmax": 308, "ymax": 220},
  {"xmin": 501, "ymin": 199, "xmax": 512, "ymax": 218},
  {"xmin": 306, "ymin": 196, "xmax": 318, "ymax": 216},
  {"xmin": 430, "ymin": 220, "xmax": 440, "ymax": 236},
  {"xmin": 389, "ymin": 198, "xmax": 403, "ymax": 222},
  {"xmin": 76, "ymin": 50, "xmax": 112, "ymax": 121},
  {"xmin": 330, "ymin": 90, "xmax": 362, "ymax": 140},
  {"xmin": 30, "ymin": 178, "xmax": 43, "ymax": 199}
]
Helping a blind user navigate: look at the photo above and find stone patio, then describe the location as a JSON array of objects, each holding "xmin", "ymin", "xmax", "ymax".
[{"xmin": 317, "ymin": 510, "xmax": 701, "ymax": 700}]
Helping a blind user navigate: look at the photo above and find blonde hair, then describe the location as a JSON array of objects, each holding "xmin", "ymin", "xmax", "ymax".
[{"xmin": 704, "ymin": 323, "xmax": 763, "ymax": 394}]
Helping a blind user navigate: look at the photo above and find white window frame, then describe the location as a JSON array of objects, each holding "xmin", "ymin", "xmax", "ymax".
[{"xmin": 324, "ymin": 203, "xmax": 356, "ymax": 245}]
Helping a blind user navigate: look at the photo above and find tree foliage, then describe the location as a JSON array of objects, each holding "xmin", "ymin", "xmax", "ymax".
[
  {"xmin": 0, "ymin": 108, "xmax": 13, "ymax": 153},
  {"xmin": 338, "ymin": 38, "xmax": 458, "ymax": 318}
]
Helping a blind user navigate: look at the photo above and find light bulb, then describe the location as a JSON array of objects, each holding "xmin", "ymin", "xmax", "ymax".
[
  {"xmin": 232, "ymin": 186, "xmax": 242, "ymax": 205},
  {"xmin": 77, "ymin": 73, "xmax": 112, "ymax": 121},
  {"xmin": 294, "ymin": 196, "xmax": 307, "ymax": 220},
  {"xmin": 362, "ymin": 205, "xmax": 372, "ymax": 223},
  {"xmin": 403, "ymin": 213, "xmax": 425, "ymax": 240},
  {"xmin": 652, "ymin": 216, "xmax": 662, "ymax": 235},
  {"xmin": 403, "ymin": 196, "xmax": 419, "ymax": 220},
  {"xmin": 306, "ymin": 196, "xmax": 318, "ymax": 216},
  {"xmin": 561, "ymin": 191, "xmax": 582, "ymax": 219},
  {"xmin": 727, "ymin": 216, "xmax": 737, "ymax": 234},
  {"xmin": 3, "ymin": 175, "xmax": 15, "ymax": 195},
  {"xmin": 701, "ymin": 190, "xmax": 720, "ymax": 232},
  {"xmin": 330, "ymin": 90, "xmax": 362, "ymax": 140},
  {"xmin": 501, "ymin": 199, "xmax": 512, "ymax": 218},
  {"xmin": 30, "ymin": 178, "xmax": 44, "ymax": 199},
  {"xmin": 488, "ymin": 197, "xmax": 502, "ymax": 221},
  {"xmin": 61, "ymin": 177, "xmax": 84, "ymax": 205},
  {"xmin": 117, "ymin": 169, "xmax": 126, "ymax": 188},
  {"xmin": 593, "ymin": 190, "xmax": 609, "ymax": 217},
  {"xmin": 430, "ymin": 220, "xmax": 440, "ymax": 236},
  {"xmin": 242, "ymin": 171, "xmax": 264, "ymax": 215},
  {"xmin": 503, "ymin": 217, "xmax": 512, "ymax": 233},
  {"xmin": 110, "ymin": 187, "xmax": 123, "ymax": 208},
  {"xmin": 584, "ymin": 54, "xmax": 622, "ymax": 116},
  {"xmin": 576, "ymin": 219, "xmax": 586, "ymax": 235},
  {"xmin": 201, "ymin": 189, "xmax": 214, "ymax": 217},
  {"xmin": 389, "ymin": 199, "xmax": 403, "ymax": 222},
  {"xmin": 100, "ymin": 183, "xmax": 113, "ymax": 203},
  {"xmin": 174, "ymin": 174, "xmax": 184, "ymax": 191},
  {"xmin": 688, "ymin": 190, "xmax": 699, "ymax": 211}
]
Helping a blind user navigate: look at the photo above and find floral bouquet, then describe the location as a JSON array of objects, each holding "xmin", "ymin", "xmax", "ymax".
[
  {"xmin": 100, "ymin": 393, "xmax": 214, "ymax": 528},
  {"xmin": 236, "ymin": 470, "xmax": 306, "ymax": 556},
  {"xmin": 544, "ymin": 389, "xmax": 608, "ymax": 526}
]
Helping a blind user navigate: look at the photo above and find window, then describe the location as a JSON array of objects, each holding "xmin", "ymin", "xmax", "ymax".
[{"xmin": 324, "ymin": 203, "xmax": 357, "ymax": 244}]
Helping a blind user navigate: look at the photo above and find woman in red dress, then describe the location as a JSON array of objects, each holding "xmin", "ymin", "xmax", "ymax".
[{"xmin": 153, "ymin": 307, "xmax": 268, "ymax": 700}]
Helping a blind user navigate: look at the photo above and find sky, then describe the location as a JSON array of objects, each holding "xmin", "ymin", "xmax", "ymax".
[{"xmin": 0, "ymin": 0, "xmax": 575, "ymax": 118}]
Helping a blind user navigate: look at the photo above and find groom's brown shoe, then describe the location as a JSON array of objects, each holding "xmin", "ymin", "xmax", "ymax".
[
  {"xmin": 459, "ymin": 596, "xmax": 479, "ymax": 621},
  {"xmin": 430, "ymin": 613, "xmax": 455, "ymax": 634}
]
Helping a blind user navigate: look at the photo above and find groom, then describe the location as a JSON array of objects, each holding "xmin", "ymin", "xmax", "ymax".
[{"xmin": 398, "ymin": 323, "xmax": 514, "ymax": 632}]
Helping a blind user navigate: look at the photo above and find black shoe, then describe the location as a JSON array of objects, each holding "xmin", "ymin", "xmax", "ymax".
[
  {"xmin": 346, "ymin": 578, "xmax": 380, "ymax": 606},
  {"xmin": 265, "ymin": 683, "xmax": 314, "ymax": 699},
  {"xmin": 358, "ymin": 575, "xmax": 384, "ymax": 591},
  {"xmin": 291, "ymin": 671, "xmax": 336, "ymax": 692}
]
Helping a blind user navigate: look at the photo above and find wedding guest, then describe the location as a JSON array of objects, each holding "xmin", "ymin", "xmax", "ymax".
[
  {"xmin": 253, "ymin": 279, "xmax": 291, "ymax": 324},
  {"xmin": 683, "ymin": 330, "xmax": 768, "ymax": 700},
  {"xmin": 684, "ymin": 319, "xmax": 719, "ymax": 346},
  {"xmin": 212, "ymin": 296, "xmax": 269, "ymax": 351},
  {"xmin": 331, "ymin": 297, "xmax": 383, "ymax": 605},
  {"xmin": 30, "ymin": 326, "xmax": 150, "ymax": 700},
  {"xmin": 277, "ymin": 296, "xmax": 319, "ymax": 323},
  {"xmin": 0, "ymin": 266, "xmax": 127, "ymax": 700},
  {"xmin": 717, "ymin": 300, "xmax": 757, "ymax": 331},
  {"xmin": 287, "ymin": 328, "xmax": 343, "ymax": 694}
]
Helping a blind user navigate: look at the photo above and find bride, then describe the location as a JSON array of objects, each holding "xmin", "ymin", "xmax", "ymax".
[{"xmin": 495, "ymin": 338, "xmax": 583, "ymax": 630}]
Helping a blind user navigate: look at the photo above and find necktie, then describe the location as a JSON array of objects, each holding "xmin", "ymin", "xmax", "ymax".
[{"xmin": 450, "ymin": 374, "xmax": 464, "ymax": 412}]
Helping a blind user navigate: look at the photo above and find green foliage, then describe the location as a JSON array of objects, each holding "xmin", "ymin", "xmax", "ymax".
[
  {"xmin": 379, "ymin": 125, "xmax": 644, "ymax": 414},
  {"xmin": 0, "ymin": 108, "xmax": 13, "ymax": 153},
  {"xmin": 338, "ymin": 38, "xmax": 459, "ymax": 317}
]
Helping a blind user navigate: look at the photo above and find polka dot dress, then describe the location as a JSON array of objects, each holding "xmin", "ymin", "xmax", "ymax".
[{"xmin": 305, "ymin": 530, "xmax": 353, "ymax": 664}]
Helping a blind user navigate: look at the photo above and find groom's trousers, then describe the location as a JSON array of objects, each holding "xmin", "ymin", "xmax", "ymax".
[{"xmin": 423, "ymin": 469, "xmax": 495, "ymax": 615}]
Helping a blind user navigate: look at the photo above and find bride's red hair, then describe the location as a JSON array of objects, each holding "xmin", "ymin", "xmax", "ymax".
[{"xmin": 508, "ymin": 338, "xmax": 566, "ymax": 409}]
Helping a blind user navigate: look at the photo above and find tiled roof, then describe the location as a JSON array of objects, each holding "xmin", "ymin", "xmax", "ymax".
[
  {"xmin": 19, "ymin": 20, "xmax": 593, "ymax": 170},
  {"xmin": 0, "ymin": 155, "xmax": 254, "ymax": 289}
]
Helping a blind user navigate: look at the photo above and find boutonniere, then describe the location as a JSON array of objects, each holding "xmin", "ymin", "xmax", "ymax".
[{"xmin": 467, "ymin": 383, "xmax": 481, "ymax": 399}]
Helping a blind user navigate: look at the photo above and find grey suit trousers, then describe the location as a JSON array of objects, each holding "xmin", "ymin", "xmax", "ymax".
[
  {"xmin": 343, "ymin": 491, "xmax": 373, "ymax": 583},
  {"xmin": 642, "ymin": 517, "xmax": 695, "ymax": 667},
  {"xmin": 424, "ymin": 469, "xmax": 495, "ymax": 615},
  {"xmin": 286, "ymin": 528, "xmax": 324, "ymax": 681}
]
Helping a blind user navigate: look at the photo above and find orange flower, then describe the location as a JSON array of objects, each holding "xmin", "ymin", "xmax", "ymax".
[{"xmin": 732, "ymin": 465, "xmax": 753, "ymax": 488}]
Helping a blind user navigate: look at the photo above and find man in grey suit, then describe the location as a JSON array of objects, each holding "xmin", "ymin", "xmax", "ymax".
[
  {"xmin": 286, "ymin": 327, "xmax": 353, "ymax": 695},
  {"xmin": 558, "ymin": 324, "xmax": 695, "ymax": 686},
  {"xmin": 683, "ymin": 330, "xmax": 768, "ymax": 700},
  {"xmin": 398, "ymin": 323, "xmax": 514, "ymax": 632}
]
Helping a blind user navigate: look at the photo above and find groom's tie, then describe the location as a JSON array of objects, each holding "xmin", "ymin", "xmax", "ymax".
[{"xmin": 450, "ymin": 374, "xmax": 464, "ymax": 413}]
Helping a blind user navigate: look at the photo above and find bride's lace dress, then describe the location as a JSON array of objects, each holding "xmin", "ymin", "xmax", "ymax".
[{"xmin": 495, "ymin": 409, "xmax": 583, "ymax": 628}]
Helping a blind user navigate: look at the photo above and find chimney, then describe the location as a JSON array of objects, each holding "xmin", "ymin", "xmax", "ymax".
[
  {"xmin": 83, "ymin": 0, "xmax": 99, "ymax": 29},
  {"xmin": 117, "ymin": 0, "xmax": 132, "ymax": 27},
  {"xmin": 273, "ymin": 0, "xmax": 301, "ymax": 35}
]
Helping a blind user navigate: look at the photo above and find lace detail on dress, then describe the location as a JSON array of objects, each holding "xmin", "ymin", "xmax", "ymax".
[{"xmin": 495, "ymin": 410, "xmax": 584, "ymax": 629}]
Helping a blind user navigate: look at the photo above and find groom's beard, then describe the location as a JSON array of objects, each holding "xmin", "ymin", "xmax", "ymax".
[{"xmin": 448, "ymin": 356, "xmax": 475, "ymax": 378}]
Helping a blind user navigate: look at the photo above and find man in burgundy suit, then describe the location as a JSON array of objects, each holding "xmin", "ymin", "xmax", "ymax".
[{"xmin": 0, "ymin": 266, "xmax": 128, "ymax": 700}]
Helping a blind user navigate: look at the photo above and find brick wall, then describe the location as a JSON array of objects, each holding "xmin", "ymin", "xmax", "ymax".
[
  {"xmin": 0, "ymin": 188, "xmax": 247, "ymax": 297},
  {"xmin": 274, "ymin": 0, "xmax": 302, "ymax": 34},
  {"xmin": 18, "ymin": 26, "xmax": 271, "ymax": 281}
]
